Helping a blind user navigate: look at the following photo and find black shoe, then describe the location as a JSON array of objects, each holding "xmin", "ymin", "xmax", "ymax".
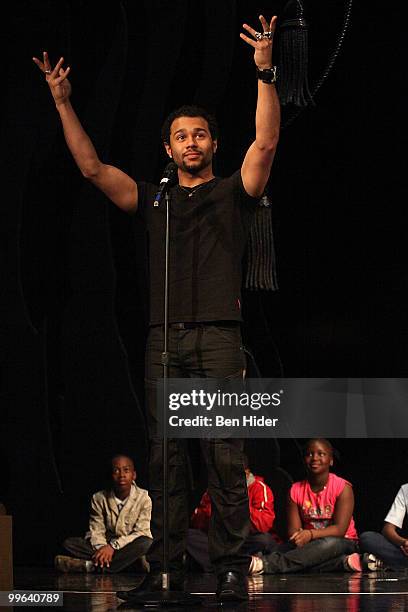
[
  {"xmin": 216, "ymin": 571, "xmax": 248, "ymax": 602},
  {"xmin": 117, "ymin": 572, "xmax": 185, "ymax": 601}
]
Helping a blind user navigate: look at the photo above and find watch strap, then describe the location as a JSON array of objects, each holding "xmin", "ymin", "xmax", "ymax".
[{"xmin": 256, "ymin": 66, "xmax": 277, "ymax": 84}]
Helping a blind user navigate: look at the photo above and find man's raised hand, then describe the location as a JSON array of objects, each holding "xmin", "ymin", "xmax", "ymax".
[
  {"xmin": 32, "ymin": 51, "xmax": 72, "ymax": 107},
  {"xmin": 240, "ymin": 15, "xmax": 277, "ymax": 69}
]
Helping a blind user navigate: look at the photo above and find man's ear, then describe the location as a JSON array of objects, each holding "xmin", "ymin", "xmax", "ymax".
[
  {"xmin": 164, "ymin": 143, "xmax": 172, "ymax": 158},
  {"xmin": 213, "ymin": 139, "xmax": 218, "ymax": 154}
]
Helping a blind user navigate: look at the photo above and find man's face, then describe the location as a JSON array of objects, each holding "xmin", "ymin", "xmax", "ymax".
[
  {"xmin": 111, "ymin": 456, "xmax": 136, "ymax": 495},
  {"xmin": 164, "ymin": 116, "xmax": 217, "ymax": 174}
]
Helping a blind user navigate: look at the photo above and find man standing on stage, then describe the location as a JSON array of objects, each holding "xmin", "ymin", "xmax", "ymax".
[{"xmin": 33, "ymin": 14, "xmax": 280, "ymax": 601}]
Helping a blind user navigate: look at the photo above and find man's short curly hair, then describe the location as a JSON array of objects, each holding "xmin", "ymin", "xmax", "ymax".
[{"xmin": 161, "ymin": 105, "xmax": 219, "ymax": 144}]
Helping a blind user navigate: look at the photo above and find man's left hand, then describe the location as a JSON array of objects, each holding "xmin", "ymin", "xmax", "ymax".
[
  {"xmin": 92, "ymin": 544, "xmax": 115, "ymax": 568},
  {"xmin": 240, "ymin": 15, "xmax": 277, "ymax": 69}
]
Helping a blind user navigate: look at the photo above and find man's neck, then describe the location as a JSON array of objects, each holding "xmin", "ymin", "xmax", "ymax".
[{"xmin": 178, "ymin": 167, "xmax": 215, "ymax": 188}]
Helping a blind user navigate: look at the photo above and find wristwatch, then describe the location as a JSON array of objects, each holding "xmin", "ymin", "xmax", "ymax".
[{"xmin": 256, "ymin": 66, "xmax": 277, "ymax": 84}]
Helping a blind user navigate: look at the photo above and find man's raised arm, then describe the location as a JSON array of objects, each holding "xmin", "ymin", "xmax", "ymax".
[
  {"xmin": 32, "ymin": 52, "xmax": 138, "ymax": 213},
  {"xmin": 240, "ymin": 15, "xmax": 280, "ymax": 198}
]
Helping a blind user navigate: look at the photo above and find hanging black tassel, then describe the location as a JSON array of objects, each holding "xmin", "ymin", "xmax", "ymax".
[
  {"xmin": 245, "ymin": 195, "xmax": 278, "ymax": 291},
  {"xmin": 277, "ymin": 0, "xmax": 313, "ymax": 107}
]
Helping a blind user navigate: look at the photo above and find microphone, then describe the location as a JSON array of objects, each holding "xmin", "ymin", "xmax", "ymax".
[{"xmin": 153, "ymin": 162, "xmax": 178, "ymax": 207}]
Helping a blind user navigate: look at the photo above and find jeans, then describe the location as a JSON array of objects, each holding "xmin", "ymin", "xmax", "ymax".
[
  {"xmin": 262, "ymin": 537, "xmax": 358, "ymax": 574},
  {"xmin": 360, "ymin": 531, "xmax": 408, "ymax": 570},
  {"xmin": 187, "ymin": 527, "xmax": 279, "ymax": 573},
  {"xmin": 63, "ymin": 536, "xmax": 152, "ymax": 573},
  {"xmin": 144, "ymin": 323, "xmax": 250, "ymax": 578}
]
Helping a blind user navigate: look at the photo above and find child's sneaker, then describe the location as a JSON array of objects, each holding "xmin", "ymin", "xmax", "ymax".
[
  {"xmin": 345, "ymin": 552, "xmax": 363, "ymax": 572},
  {"xmin": 345, "ymin": 552, "xmax": 384, "ymax": 572},
  {"xmin": 54, "ymin": 555, "xmax": 94, "ymax": 573},
  {"xmin": 361, "ymin": 553, "xmax": 384, "ymax": 571},
  {"xmin": 248, "ymin": 555, "xmax": 264, "ymax": 575}
]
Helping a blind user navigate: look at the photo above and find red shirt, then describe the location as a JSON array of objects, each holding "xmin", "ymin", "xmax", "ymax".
[{"xmin": 191, "ymin": 474, "xmax": 275, "ymax": 534}]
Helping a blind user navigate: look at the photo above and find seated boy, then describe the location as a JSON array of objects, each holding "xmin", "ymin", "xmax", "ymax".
[
  {"xmin": 187, "ymin": 456, "xmax": 279, "ymax": 572},
  {"xmin": 360, "ymin": 483, "xmax": 408, "ymax": 570},
  {"xmin": 55, "ymin": 454, "xmax": 152, "ymax": 573}
]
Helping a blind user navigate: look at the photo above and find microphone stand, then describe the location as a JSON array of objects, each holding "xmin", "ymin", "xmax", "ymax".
[{"xmin": 129, "ymin": 190, "xmax": 202, "ymax": 607}]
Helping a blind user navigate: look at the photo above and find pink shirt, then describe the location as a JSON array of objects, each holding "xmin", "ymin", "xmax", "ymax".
[{"xmin": 290, "ymin": 472, "xmax": 358, "ymax": 540}]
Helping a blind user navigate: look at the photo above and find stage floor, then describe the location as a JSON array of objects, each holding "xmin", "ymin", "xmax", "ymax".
[{"xmin": 10, "ymin": 567, "xmax": 408, "ymax": 611}]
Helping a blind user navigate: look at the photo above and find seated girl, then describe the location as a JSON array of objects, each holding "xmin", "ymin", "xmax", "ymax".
[{"xmin": 250, "ymin": 438, "xmax": 372, "ymax": 575}]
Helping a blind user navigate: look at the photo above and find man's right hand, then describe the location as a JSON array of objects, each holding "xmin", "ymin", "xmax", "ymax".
[
  {"xmin": 32, "ymin": 51, "xmax": 71, "ymax": 107},
  {"xmin": 32, "ymin": 50, "xmax": 138, "ymax": 213}
]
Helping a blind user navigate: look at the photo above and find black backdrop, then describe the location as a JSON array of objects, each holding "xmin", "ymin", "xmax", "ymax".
[{"xmin": 1, "ymin": 0, "xmax": 404, "ymax": 565}]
